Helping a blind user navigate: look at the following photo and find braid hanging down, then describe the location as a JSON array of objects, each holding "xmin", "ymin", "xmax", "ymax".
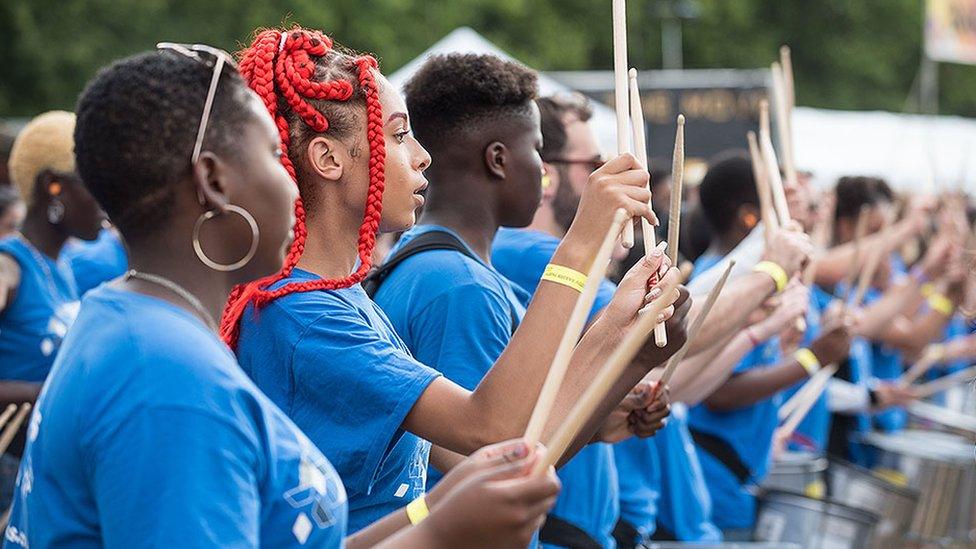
[{"xmin": 219, "ymin": 27, "xmax": 387, "ymax": 348}]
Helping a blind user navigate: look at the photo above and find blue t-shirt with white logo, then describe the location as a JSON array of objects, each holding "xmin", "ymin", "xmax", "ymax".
[
  {"xmin": 236, "ymin": 271, "xmax": 440, "ymax": 533},
  {"xmin": 5, "ymin": 286, "xmax": 347, "ymax": 548},
  {"xmin": 492, "ymin": 227, "xmax": 621, "ymax": 548},
  {"xmin": 0, "ymin": 237, "xmax": 79, "ymax": 382}
]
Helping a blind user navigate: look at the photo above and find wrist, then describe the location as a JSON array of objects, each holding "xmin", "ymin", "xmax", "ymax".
[
  {"xmin": 753, "ymin": 261, "xmax": 789, "ymax": 293},
  {"xmin": 554, "ymin": 231, "xmax": 597, "ymax": 272},
  {"xmin": 794, "ymin": 347, "xmax": 822, "ymax": 376}
]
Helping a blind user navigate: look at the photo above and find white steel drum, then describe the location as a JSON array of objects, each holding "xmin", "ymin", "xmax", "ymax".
[
  {"xmin": 826, "ymin": 458, "xmax": 919, "ymax": 548},
  {"xmin": 755, "ymin": 490, "xmax": 879, "ymax": 549},
  {"xmin": 763, "ymin": 451, "xmax": 828, "ymax": 498},
  {"xmin": 908, "ymin": 400, "xmax": 976, "ymax": 441},
  {"xmin": 862, "ymin": 429, "xmax": 976, "ymax": 545},
  {"xmin": 646, "ymin": 544, "xmax": 800, "ymax": 548}
]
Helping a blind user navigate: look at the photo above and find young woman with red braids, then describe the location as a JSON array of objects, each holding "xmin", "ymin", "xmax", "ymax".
[
  {"xmin": 8, "ymin": 47, "xmax": 563, "ymax": 549},
  {"xmin": 226, "ymin": 25, "xmax": 689, "ymax": 536}
]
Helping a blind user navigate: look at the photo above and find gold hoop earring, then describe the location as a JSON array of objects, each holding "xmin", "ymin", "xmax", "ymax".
[{"xmin": 192, "ymin": 204, "xmax": 259, "ymax": 272}]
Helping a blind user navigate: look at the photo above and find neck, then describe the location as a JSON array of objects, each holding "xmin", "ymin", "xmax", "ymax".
[
  {"xmin": 298, "ymin": 196, "xmax": 363, "ymax": 280},
  {"xmin": 525, "ymin": 204, "xmax": 566, "ymax": 239},
  {"xmin": 21, "ymin": 211, "xmax": 68, "ymax": 259},
  {"xmin": 420, "ymin": 173, "xmax": 500, "ymax": 262},
  {"xmin": 125, "ymin": 234, "xmax": 233, "ymax": 331}
]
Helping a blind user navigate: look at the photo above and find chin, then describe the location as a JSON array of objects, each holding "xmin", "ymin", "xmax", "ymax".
[{"xmin": 378, "ymin": 212, "xmax": 417, "ymax": 234}]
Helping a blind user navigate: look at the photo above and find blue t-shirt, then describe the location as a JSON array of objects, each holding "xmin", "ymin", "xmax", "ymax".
[
  {"xmin": 61, "ymin": 229, "xmax": 128, "ymax": 295},
  {"xmin": 236, "ymin": 271, "xmax": 441, "ymax": 533},
  {"xmin": 375, "ymin": 224, "xmax": 527, "ymax": 486},
  {"xmin": 492, "ymin": 226, "xmax": 621, "ymax": 548},
  {"xmin": 0, "ymin": 237, "xmax": 79, "ymax": 382},
  {"xmin": 5, "ymin": 287, "xmax": 347, "ymax": 548},
  {"xmin": 613, "ymin": 436, "xmax": 659, "ymax": 541},
  {"xmin": 493, "ymin": 228, "xmax": 616, "ymax": 324},
  {"xmin": 689, "ymin": 339, "xmax": 783, "ymax": 530},
  {"xmin": 862, "ymin": 287, "xmax": 906, "ymax": 432},
  {"xmin": 655, "ymin": 405, "xmax": 722, "ymax": 542}
]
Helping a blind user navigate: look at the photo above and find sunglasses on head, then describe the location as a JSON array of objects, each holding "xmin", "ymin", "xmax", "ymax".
[{"xmin": 157, "ymin": 42, "xmax": 239, "ymax": 165}]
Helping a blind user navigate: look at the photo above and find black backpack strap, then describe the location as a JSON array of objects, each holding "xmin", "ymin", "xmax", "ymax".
[
  {"xmin": 540, "ymin": 515, "xmax": 603, "ymax": 549},
  {"xmin": 689, "ymin": 427, "xmax": 752, "ymax": 484},
  {"xmin": 612, "ymin": 518, "xmax": 642, "ymax": 549},
  {"xmin": 364, "ymin": 230, "xmax": 519, "ymax": 333}
]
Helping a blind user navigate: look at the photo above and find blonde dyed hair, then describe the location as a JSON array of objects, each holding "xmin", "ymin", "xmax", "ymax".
[{"xmin": 8, "ymin": 111, "xmax": 76, "ymax": 206}]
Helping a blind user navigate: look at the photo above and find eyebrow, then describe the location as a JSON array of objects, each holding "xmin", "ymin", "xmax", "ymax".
[{"xmin": 387, "ymin": 112, "xmax": 408, "ymax": 124}]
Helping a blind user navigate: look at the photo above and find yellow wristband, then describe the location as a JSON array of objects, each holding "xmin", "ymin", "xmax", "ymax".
[
  {"xmin": 927, "ymin": 293, "xmax": 954, "ymax": 316},
  {"xmin": 406, "ymin": 495, "xmax": 429, "ymax": 525},
  {"xmin": 794, "ymin": 348, "xmax": 821, "ymax": 376},
  {"xmin": 920, "ymin": 282, "xmax": 936, "ymax": 298},
  {"xmin": 754, "ymin": 261, "xmax": 789, "ymax": 293},
  {"xmin": 542, "ymin": 264, "xmax": 587, "ymax": 293}
]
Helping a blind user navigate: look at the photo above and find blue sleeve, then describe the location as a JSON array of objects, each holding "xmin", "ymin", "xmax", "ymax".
[
  {"xmin": 291, "ymin": 310, "xmax": 440, "ymax": 495},
  {"xmin": 588, "ymin": 279, "xmax": 618, "ymax": 323},
  {"xmin": 90, "ymin": 406, "xmax": 261, "ymax": 547},
  {"xmin": 410, "ymin": 283, "xmax": 513, "ymax": 390}
]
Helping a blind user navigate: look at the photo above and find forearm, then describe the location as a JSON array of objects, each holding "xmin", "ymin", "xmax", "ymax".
[
  {"xmin": 704, "ymin": 359, "xmax": 808, "ymax": 411},
  {"xmin": 688, "ymin": 272, "xmax": 776, "ymax": 355},
  {"xmin": 855, "ymin": 280, "xmax": 924, "ymax": 339},
  {"xmin": 881, "ymin": 310, "xmax": 953, "ymax": 356},
  {"xmin": 347, "ymin": 509, "xmax": 415, "ymax": 549},
  {"xmin": 815, "ymin": 221, "xmax": 916, "ymax": 287},
  {"xmin": 0, "ymin": 382, "xmax": 42, "ymax": 405},
  {"xmin": 429, "ymin": 445, "xmax": 466, "ymax": 475}
]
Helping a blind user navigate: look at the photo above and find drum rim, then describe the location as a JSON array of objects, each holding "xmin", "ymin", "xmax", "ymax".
[
  {"xmin": 758, "ymin": 488, "xmax": 882, "ymax": 525},
  {"xmin": 858, "ymin": 430, "xmax": 974, "ymax": 463},
  {"xmin": 825, "ymin": 457, "xmax": 921, "ymax": 500}
]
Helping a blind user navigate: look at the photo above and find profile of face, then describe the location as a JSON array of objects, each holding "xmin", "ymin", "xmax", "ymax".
[
  {"xmin": 38, "ymin": 170, "xmax": 104, "ymax": 241},
  {"xmin": 196, "ymin": 91, "xmax": 298, "ymax": 282},
  {"xmin": 0, "ymin": 200, "xmax": 25, "ymax": 238},
  {"xmin": 494, "ymin": 102, "xmax": 544, "ymax": 228},
  {"xmin": 549, "ymin": 113, "xmax": 604, "ymax": 231}
]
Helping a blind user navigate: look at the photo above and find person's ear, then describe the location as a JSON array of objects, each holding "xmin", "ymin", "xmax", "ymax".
[
  {"xmin": 33, "ymin": 170, "xmax": 61, "ymax": 206},
  {"xmin": 484, "ymin": 141, "xmax": 507, "ymax": 180},
  {"xmin": 191, "ymin": 151, "xmax": 230, "ymax": 211},
  {"xmin": 541, "ymin": 163, "xmax": 559, "ymax": 203},
  {"xmin": 306, "ymin": 135, "xmax": 347, "ymax": 183},
  {"xmin": 739, "ymin": 203, "xmax": 760, "ymax": 230}
]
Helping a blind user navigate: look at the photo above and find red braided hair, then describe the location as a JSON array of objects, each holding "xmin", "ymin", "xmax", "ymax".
[{"xmin": 220, "ymin": 27, "xmax": 386, "ymax": 347}]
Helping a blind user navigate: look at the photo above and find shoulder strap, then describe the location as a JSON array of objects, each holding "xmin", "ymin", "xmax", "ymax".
[
  {"xmin": 364, "ymin": 230, "xmax": 520, "ymax": 334},
  {"xmin": 689, "ymin": 427, "xmax": 752, "ymax": 484}
]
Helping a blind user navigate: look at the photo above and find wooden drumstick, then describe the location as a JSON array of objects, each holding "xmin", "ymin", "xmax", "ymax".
[
  {"xmin": 780, "ymin": 46, "xmax": 796, "ymax": 169},
  {"xmin": 523, "ymin": 209, "xmax": 629, "ymax": 445},
  {"xmin": 535, "ymin": 271, "xmax": 682, "ymax": 474},
  {"xmin": 656, "ymin": 260, "xmax": 734, "ymax": 389},
  {"xmin": 914, "ymin": 364, "xmax": 976, "ymax": 398},
  {"xmin": 776, "ymin": 364, "xmax": 838, "ymax": 441},
  {"xmin": 748, "ymin": 131, "xmax": 778, "ymax": 243},
  {"xmin": 612, "ymin": 0, "xmax": 634, "ymax": 249},
  {"xmin": 771, "ymin": 62, "xmax": 798, "ymax": 190},
  {"xmin": 0, "ymin": 403, "xmax": 31, "ymax": 456},
  {"xmin": 668, "ymin": 115, "xmax": 684, "ymax": 267},
  {"xmin": 0, "ymin": 405, "xmax": 18, "ymax": 433},
  {"xmin": 629, "ymin": 69, "xmax": 668, "ymax": 348},
  {"xmin": 758, "ymin": 100, "xmax": 791, "ymax": 228}
]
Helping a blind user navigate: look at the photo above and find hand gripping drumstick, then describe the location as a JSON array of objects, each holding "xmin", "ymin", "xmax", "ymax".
[
  {"xmin": 0, "ymin": 403, "xmax": 31, "ymax": 456},
  {"xmin": 534, "ymin": 270, "xmax": 682, "ymax": 474},
  {"xmin": 628, "ymin": 69, "xmax": 667, "ymax": 348},
  {"xmin": 653, "ymin": 261, "xmax": 734, "ymax": 398},
  {"xmin": 523, "ymin": 209, "xmax": 629, "ymax": 446},
  {"xmin": 612, "ymin": 0, "xmax": 635, "ymax": 249}
]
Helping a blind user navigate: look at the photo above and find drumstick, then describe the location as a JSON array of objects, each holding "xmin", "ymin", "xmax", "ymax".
[
  {"xmin": 0, "ymin": 403, "xmax": 31, "ymax": 456},
  {"xmin": 913, "ymin": 364, "xmax": 976, "ymax": 398},
  {"xmin": 851, "ymin": 214, "xmax": 893, "ymax": 307},
  {"xmin": 523, "ymin": 209, "xmax": 629, "ymax": 445},
  {"xmin": 901, "ymin": 345, "xmax": 945, "ymax": 386},
  {"xmin": 0, "ymin": 405, "xmax": 18, "ymax": 433},
  {"xmin": 629, "ymin": 70, "xmax": 668, "ymax": 348},
  {"xmin": 758, "ymin": 101, "xmax": 791, "ymax": 228},
  {"xmin": 656, "ymin": 260, "xmax": 734, "ymax": 389},
  {"xmin": 612, "ymin": 0, "xmax": 634, "ymax": 249},
  {"xmin": 776, "ymin": 364, "xmax": 838, "ymax": 441},
  {"xmin": 748, "ymin": 131, "xmax": 778, "ymax": 243},
  {"xmin": 771, "ymin": 62, "xmax": 798, "ymax": 191},
  {"xmin": 535, "ymin": 271, "xmax": 682, "ymax": 474},
  {"xmin": 668, "ymin": 115, "xmax": 684, "ymax": 268},
  {"xmin": 628, "ymin": 70, "xmax": 656, "ymax": 256},
  {"xmin": 841, "ymin": 207, "xmax": 870, "ymax": 308}
]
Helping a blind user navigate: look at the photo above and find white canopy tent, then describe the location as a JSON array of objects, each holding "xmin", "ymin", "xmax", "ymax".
[{"xmin": 390, "ymin": 27, "xmax": 976, "ymax": 193}]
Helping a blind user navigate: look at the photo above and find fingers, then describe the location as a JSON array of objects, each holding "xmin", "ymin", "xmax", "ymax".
[
  {"xmin": 598, "ymin": 152, "xmax": 642, "ymax": 174},
  {"xmin": 474, "ymin": 438, "xmax": 532, "ymax": 464}
]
